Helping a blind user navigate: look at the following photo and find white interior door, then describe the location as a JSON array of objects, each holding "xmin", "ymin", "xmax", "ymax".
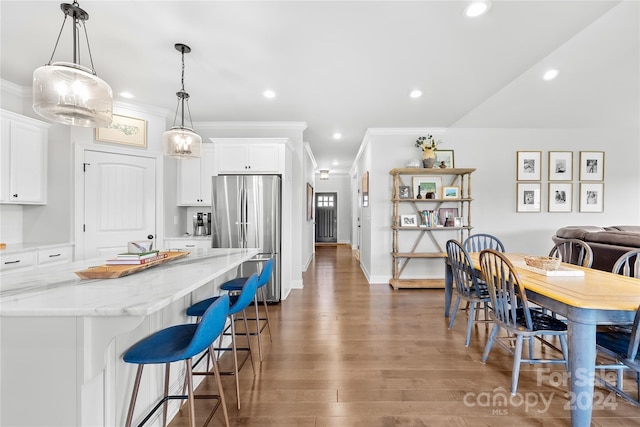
[{"xmin": 83, "ymin": 150, "xmax": 156, "ymax": 260}]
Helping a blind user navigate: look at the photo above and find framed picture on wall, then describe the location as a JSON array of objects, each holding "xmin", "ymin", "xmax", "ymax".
[
  {"xmin": 516, "ymin": 182, "xmax": 541, "ymax": 212},
  {"xmin": 516, "ymin": 151, "xmax": 542, "ymax": 181},
  {"xmin": 579, "ymin": 183, "xmax": 604, "ymax": 212},
  {"xmin": 548, "ymin": 183, "xmax": 572, "ymax": 213},
  {"xmin": 579, "ymin": 151, "xmax": 605, "ymax": 181},
  {"xmin": 306, "ymin": 183, "xmax": 314, "ymax": 221},
  {"xmin": 96, "ymin": 114, "xmax": 147, "ymax": 147},
  {"xmin": 548, "ymin": 151, "xmax": 573, "ymax": 181}
]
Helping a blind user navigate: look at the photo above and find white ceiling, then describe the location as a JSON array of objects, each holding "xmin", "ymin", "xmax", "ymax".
[{"xmin": 1, "ymin": 1, "xmax": 638, "ymax": 173}]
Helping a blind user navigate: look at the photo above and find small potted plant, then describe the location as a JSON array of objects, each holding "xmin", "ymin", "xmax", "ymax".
[{"xmin": 415, "ymin": 135, "xmax": 441, "ymax": 168}]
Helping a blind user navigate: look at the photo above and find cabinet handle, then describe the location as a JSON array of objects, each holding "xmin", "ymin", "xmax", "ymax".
[
  {"xmin": 12, "ymin": 194, "xmax": 18, "ymax": 198},
  {"xmin": 48, "ymin": 253, "xmax": 61, "ymax": 258},
  {"xmin": 185, "ymin": 244, "xmax": 196, "ymax": 248},
  {"xmin": 4, "ymin": 260, "xmax": 20, "ymax": 265}
]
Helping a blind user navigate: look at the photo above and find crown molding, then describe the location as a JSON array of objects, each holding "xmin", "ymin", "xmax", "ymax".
[{"xmin": 195, "ymin": 121, "xmax": 307, "ymax": 131}]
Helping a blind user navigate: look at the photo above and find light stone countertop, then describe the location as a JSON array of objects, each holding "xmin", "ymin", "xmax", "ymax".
[{"xmin": 0, "ymin": 247, "xmax": 258, "ymax": 317}]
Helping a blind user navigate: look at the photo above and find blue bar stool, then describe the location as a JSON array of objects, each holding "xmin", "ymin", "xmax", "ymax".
[
  {"xmin": 123, "ymin": 294, "xmax": 230, "ymax": 427},
  {"xmin": 187, "ymin": 273, "xmax": 259, "ymax": 410},
  {"xmin": 220, "ymin": 258, "xmax": 274, "ymax": 361}
]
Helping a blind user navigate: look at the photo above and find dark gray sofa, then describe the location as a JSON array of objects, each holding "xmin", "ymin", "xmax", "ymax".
[{"xmin": 552, "ymin": 225, "xmax": 640, "ymax": 272}]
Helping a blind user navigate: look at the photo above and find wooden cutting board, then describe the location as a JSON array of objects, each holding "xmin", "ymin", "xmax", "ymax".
[{"xmin": 75, "ymin": 251, "xmax": 190, "ymax": 279}]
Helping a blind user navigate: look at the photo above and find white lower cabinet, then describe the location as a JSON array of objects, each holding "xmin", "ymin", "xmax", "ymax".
[
  {"xmin": 0, "ymin": 251, "xmax": 35, "ymax": 273},
  {"xmin": 164, "ymin": 238, "xmax": 212, "ymax": 250},
  {"xmin": 0, "ymin": 244, "xmax": 73, "ymax": 273}
]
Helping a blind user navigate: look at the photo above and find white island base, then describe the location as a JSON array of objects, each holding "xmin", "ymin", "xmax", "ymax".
[{"xmin": 0, "ymin": 248, "xmax": 259, "ymax": 427}]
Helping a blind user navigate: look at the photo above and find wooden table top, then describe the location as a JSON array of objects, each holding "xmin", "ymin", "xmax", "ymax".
[{"xmin": 468, "ymin": 252, "xmax": 640, "ymax": 311}]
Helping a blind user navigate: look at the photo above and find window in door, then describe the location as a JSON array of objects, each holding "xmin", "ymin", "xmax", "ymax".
[{"xmin": 315, "ymin": 192, "xmax": 337, "ymax": 243}]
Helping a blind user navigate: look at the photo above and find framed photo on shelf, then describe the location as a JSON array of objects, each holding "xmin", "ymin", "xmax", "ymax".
[
  {"xmin": 579, "ymin": 151, "xmax": 604, "ymax": 181},
  {"xmin": 516, "ymin": 151, "xmax": 542, "ymax": 181},
  {"xmin": 442, "ymin": 186, "xmax": 460, "ymax": 199},
  {"xmin": 434, "ymin": 150, "xmax": 455, "ymax": 169},
  {"xmin": 454, "ymin": 217, "xmax": 464, "ymax": 228},
  {"xmin": 516, "ymin": 182, "xmax": 541, "ymax": 212},
  {"xmin": 96, "ymin": 114, "xmax": 147, "ymax": 147},
  {"xmin": 548, "ymin": 151, "xmax": 573, "ymax": 181},
  {"xmin": 400, "ymin": 214, "xmax": 417, "ymax": 227},
  {"xmin": 579, "ymin": 183, "xmax": 604, "ymax": 212},
  {"xmin": 439, "ymin": 208, "xmax": 459, "ymax": 226},
  {"xmin": 548, "ymin": 183, "xmax": 572, "ymax": 213},
  {"xmin": 412, "ymin": 176, "xmax": 442, "ymax": 199},
  {"xmin": 398, "ymin": 185, "xmax": 412, "ymax": 199}
]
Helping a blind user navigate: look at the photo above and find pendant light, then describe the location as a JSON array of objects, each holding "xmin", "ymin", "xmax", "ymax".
[
  {"xmin": 163, "ymin": 43, "xmax": 202, "ymax": 159},
  {"xmin": 32, "ymin": 1, "xmax": 113, "ymax": 127}
]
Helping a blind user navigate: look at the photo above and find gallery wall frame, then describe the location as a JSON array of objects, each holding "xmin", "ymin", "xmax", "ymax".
[
  {"xmin": 362, "ymin": 171, "xmax": 369, "ymax": 207},
  {"xmin": 579, "ymin": 151, "xmax": 605, "ymax": 181},
  {"xmin": 516, "ymin": 182, "xmax": 541, "ymax": 212},
  {"xmin": 548, "ymin": 151, "xmax": 573, "ymax": 181},
  {"xmin": 96, "ymin": 114, "xmax": 147, "ymax": 147},
  {"xmin": 516, "ymin": 151, "xmax": 542, "ymax": 181},
  {"xmin": 548, "ymin": 183, "xmax": 572, "ymax": 213},
  {"xmin": 579, "ymin": 182, "xmax": 604, "ymax": 212}
]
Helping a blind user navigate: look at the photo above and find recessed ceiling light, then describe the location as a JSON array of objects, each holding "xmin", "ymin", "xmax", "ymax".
[
  {"xmin": 333, "ymin": 132, "xmax": 342, "ymax": 140},
  {"xmin": 263, "ymin": 89, "xmax": 276, "ymax": 99},
  {"xmin": 332, "ymin": 160, "xmax": 339, "ymax": 166},
  {"xmin": 464, "ymin": 2, "xmax": 491, "ymax": 18},
  {"xmin": 543, "ymin": 69, "xmax": 560, "ymax": 81},
  {"xmin": 409, "ymin": 90, "xmax": 423, "ymax": 98},
  {"xmin": 119, "ymin": 91, "xmax": 135, "ymax": 99}
]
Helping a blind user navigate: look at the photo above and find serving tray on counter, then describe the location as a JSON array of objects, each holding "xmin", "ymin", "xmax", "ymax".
[
  {"xmin": 514, "ymin": 261, "xmax": 585, "ymax": 277},
  {"xmin": 75, "ymin": 251, "xmax": 190, "ymax": 279}
]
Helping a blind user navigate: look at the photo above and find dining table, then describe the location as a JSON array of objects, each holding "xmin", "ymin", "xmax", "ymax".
[{"xmin": 445, "ymin": 252, "xmax": 640, "ymax": 427}]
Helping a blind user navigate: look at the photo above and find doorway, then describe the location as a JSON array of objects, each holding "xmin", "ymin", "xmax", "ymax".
[
  {"xmin": 315, "ymin": 192, "xmax": 337, "ymax": 243},
  {"xmin": 76, "ymin": 148, "xmax": 157, "ymax": 260}
]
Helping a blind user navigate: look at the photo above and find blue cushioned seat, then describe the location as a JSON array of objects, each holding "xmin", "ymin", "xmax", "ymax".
[
  {"xmin": 219, "ymin": 258, "xmax": 274, "ymax": 361},
  {"xmin": 186, "ymin": 273, "xmax": 259, "ymax": 410},
  {"xmin": 123, "ymin": 294, "xmax": 230, "ymax": 427}
]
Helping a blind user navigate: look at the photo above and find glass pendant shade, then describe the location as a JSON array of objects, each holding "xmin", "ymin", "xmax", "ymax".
[
  {"xmin": 163, "ymin": 127, "xmax": 202, "ymax": 159},
  {"xmin": 33, "ymin": 62, "xmax": 113, "ymax": 127},
  {"xmin": 32, "ymin": 2, "xmax": 112, "ymax": 127}
]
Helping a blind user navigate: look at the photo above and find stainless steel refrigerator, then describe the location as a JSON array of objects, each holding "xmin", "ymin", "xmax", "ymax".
[{"xmin": 211, "ymin": 175, "xmax": 281, "ymax": 302}]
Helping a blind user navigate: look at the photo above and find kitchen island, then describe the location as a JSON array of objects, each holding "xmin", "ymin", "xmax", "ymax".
[{"xmin": 0, "ymin": 247, "xmax": 259, "ymax": 427}]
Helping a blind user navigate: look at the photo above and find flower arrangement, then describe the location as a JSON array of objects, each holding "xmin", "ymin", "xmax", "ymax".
[{"xmin": 415, "ymin": 135, "xmax": 441, "ymax": 151}]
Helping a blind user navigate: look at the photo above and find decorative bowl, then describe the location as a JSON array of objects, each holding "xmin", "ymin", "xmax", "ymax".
[{"xmin": 524, "ymin": 255, "xmax": 561, "ymax": 271}]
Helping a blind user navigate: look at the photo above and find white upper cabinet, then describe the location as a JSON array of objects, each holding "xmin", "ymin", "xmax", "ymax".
[
  {"xmin": 213, "ymin": 139, "xmax": 285, "ymax": 174},
  {"xmin": 177, "ymin": 144, "xmax": 215, "ymax": 206},
  {"xmin": 0, "ymin": 110, "xmax": 49, "ymax": 204}
]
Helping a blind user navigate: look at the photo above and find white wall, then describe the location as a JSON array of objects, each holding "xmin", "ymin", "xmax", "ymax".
[
  {"xmin": 314, "ymin": 173, "xmax": 352, "ymax": 244},
  {"xmin": 356, "ymin": 127, "xmax": 640, "ymax": 284},
  {"xmin": 301, "ymin": 143, "xmax": 317, "ymax": 271}
]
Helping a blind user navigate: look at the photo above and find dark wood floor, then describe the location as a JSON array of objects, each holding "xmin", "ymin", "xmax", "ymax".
[{"xmin": 170, "ymin": 244, "xmax": 640, "ymax": 426}]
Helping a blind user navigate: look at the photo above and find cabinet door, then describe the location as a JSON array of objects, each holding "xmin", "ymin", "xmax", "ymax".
[
  {"xmin": 177, "ymin": 157, "xmax": 204, "ymax": 205},
  {"xmin": 0, "ymin": 115, "xmax": 48, "ymax": 205},
  {"xmin": 9, "ymin": 120, "xmax": 47, "ymax": 203},
  {"xmin": 199, "ymin": 147, "xmax": 216, "ymax": 205},
  {"xmin": 247, "ymin": 143, "xmax": 279, "ymax": 172},
  {"xmin": 217, "ymin": 144, "xmax": 249, "ymax": 172}
]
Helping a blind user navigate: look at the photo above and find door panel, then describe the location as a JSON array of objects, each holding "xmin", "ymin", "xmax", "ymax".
[
  {"xmin": 244, "ymin": 175, "xmax": 280, "ymax": 253},
  {"xmin": 83, "ymin": 151, "xmax": 156, "ymax": 259},
  {"xmin": 212, "ymin": 175, "xmax": 242, "ymax": 248},
  {"xmin": 315, "ymin": 192, "xmax": 337, "ymax": 243}
]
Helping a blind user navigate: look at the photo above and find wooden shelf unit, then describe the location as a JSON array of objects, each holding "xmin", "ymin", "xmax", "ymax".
[{"xmin": 389, "ymin": 167, "xmax": 476, "ymax": 289}]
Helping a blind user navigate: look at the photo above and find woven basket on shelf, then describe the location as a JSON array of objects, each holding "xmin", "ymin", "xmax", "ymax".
[{"xmin": 524, "ymin": 256, "xmax": 561, "ymax": 271}]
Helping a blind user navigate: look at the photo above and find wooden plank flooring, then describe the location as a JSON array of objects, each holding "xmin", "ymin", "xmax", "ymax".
[{"xmin": 169, "ymin": 244, "xmax": 640, "ymax": 426}]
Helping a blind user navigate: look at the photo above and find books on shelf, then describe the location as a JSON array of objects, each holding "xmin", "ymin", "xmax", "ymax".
[
  {"xmin": 114, "ymin": 250, "xmax": 159, "ymax": 259},
  {"xmin": 106, "ymin": 252, "xmax": 168, "ymax": 265}
]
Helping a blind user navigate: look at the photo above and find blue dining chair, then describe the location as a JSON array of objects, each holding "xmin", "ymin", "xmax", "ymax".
[
  {"xmin": 595, "ymin": 305, "xmax": 640, "ymax": 407},
  {"xmin": 463, "ymin": 233, "xmax": 505, "ymax": 253},
  {"xmin": 220, "ymin": 258, "xmax": 274, "ymax": 361},
  {"xmin": 446, "ymin": 239, "xmax": 491, "ymax": 347},
  {"xmin": 479, "ymin": 249, "xmax": 568, "ymax": 395},
  {"xmin": 123, "ymin": 294, "xmax": 230, "ymax": 427},
  {"xmin": 187, "ymin": 273, "xmax": 259, "ymax": 410}
]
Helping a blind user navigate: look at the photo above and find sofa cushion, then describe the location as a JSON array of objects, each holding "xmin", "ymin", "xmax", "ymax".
[{"xmin": 555, "ymin": 226, "xmax": 607, "ymax": 240}]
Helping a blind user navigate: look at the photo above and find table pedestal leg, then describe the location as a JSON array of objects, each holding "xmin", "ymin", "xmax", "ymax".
[{"xmin": 567, "ymin": 321, "xmax": 596, "ymax": 427}]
